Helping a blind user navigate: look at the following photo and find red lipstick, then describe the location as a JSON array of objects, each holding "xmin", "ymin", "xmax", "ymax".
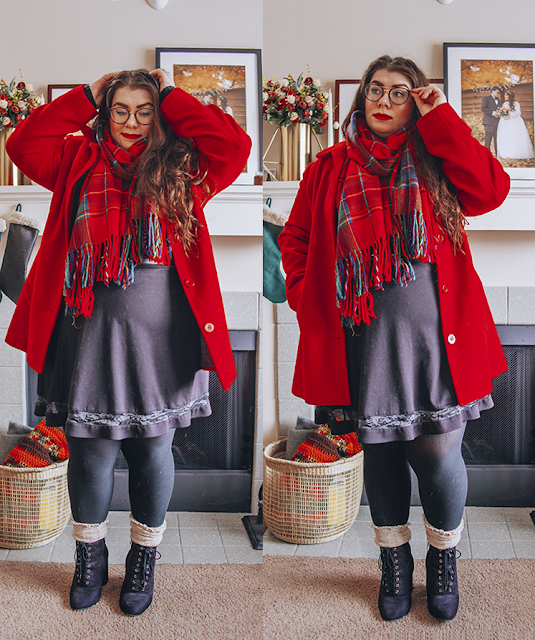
[
  {"xmin": 122, "ymin": 133, "xmax": 142, "ymax": 139},
  {"xmin": 373, "ymin": 114, "xmax": 393, "ymax": 121}
]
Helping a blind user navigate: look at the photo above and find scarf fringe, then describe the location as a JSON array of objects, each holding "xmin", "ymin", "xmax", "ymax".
[
  {"xmin": 336, "ymin": 206, "xmax": 433, "ymax": 327},
  {"xmin": 64, "ymin": 212, "xmax": 171, "ymax": 317}
]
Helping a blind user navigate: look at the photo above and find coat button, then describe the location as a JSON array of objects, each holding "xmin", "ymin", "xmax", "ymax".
[
  {"xmin": 435, "ymin": 234, "xmax": 444, "ymax": 243},
  {"xmin": 184, "ymin": 279, "xmax": 195, "ymax": 287},
  {"xmin": 447, "ymin": 334, "xmax": 456, "ymax": 344},
  {"xmin": 441, "ymin": 285, "xmax": 448, "ymax": 294},
  {"xmin": 204, "ymin": 323, "xmax": 215, "ymax": 333}
]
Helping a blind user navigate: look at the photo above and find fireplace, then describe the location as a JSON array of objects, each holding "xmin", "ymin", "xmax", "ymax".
[{"xmin": 26, "ymin": 330, "xmax": 257, "ymax": 512}]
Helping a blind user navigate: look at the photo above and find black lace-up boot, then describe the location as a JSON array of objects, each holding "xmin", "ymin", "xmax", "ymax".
[
  {"xmin": 119, "ymin": 543, "xmax": 160, "ymax": 616},
  {"xmin": 69, "ymin": 539, "xmax": 109, "ymax": 610},
  {"xmin": 426, "ymin": 546, "xmax": 460, "ymax": 620},
  {"xmin": 378, "ymin": 542, "xmax": 414, "ymax": 621}
]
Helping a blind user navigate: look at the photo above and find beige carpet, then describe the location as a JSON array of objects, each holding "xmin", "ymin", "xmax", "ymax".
[
  {"xmin": 264, "ymin": 556, "xmax": 535, "ymax": 640},
  {"xmin": 0, "ymin": 562, "xmax": 262, "ymax": 640}
]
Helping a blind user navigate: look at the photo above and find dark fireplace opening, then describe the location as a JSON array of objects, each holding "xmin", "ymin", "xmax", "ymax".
[{"xmin": 26, "ymin": 330, "xmax": 257, "ymax": 513}]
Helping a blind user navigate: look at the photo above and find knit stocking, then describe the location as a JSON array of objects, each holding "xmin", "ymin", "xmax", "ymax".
[{"xmin": 0, "ymin": 205, "xmax": 43, "ymax": 303}]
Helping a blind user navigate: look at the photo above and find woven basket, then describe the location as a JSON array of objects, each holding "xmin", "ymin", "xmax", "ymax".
[
  {"xmin": 264, "ymin": 439, "xmax": 364, "ymax": 544},
  {"xmin": 0, "ymin": 460, "xmax": 70, "ymax": 549}
]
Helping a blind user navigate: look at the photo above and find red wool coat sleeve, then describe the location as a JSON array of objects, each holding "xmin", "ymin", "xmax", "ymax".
[{"xmin": 5, "ymin": 84, "xmax": 251, "ymax": 392}]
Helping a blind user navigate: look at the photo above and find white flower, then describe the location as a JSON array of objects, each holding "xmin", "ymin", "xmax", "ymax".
[
  {"xmin": 263, "ymin": 92, "xmax": 269, "ymax": 101},
  {"xmin": 2, "ymin": 117, "xmax": 10, "ymax": 126},
  {"xmin": 281, "ymin": 78, "xmax": 289, "ymax": 87},
  {"xmin": 290, "ymin": 112, "xmax": 298, "ymax": 121},
  {"xmin": 26, "ymin": 84, "xmax": 33, "ymax": 92},
  {"xmin": 314, "ymin": 79, "xmax": 321, "ymax": 87},
  {"xmin": 287, "ymin": 95, "xmax": 296, "ymax": 104},
  {"xmin": 333, "ymin": 121, "xmax": 340, "ymax": 129},
  {"xmin": 323, "ymin": 105, "xmax": 330, "ymax": 114},
  {"xmin": 305, "ymin": 95, "xmax": 314, "ymax": 105},
  {"xmin": 0, "ymin": 100, "xmax": 7, "ymax": 109},
  {"xmin": 18, "ymin": 100, "xmax": 26, "ymax": 110},
  {"xmin": 274, "ymin": 88, "xmax": 282, "ymax": 96}
]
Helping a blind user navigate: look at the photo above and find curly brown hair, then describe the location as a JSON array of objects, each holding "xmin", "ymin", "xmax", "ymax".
[
  {"xmin": 342, "ymin": 55, "xmax": 466, "ymax": 251},
  {"xmin": 93, "ymin": 69, "xmax": 212, "ymax": 253}
]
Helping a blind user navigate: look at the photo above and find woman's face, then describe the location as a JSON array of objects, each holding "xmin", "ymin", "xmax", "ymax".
[
  {"xmin": 364, "ymin": 69, "xmax": 415, "ymax": 140},
  {"xmin": 505, "ymin": 92, "xmax": 512, "ymax": 102},
  {"xmin": 108, "ymin": 86, "xmax": 154, "ymax": 151}
]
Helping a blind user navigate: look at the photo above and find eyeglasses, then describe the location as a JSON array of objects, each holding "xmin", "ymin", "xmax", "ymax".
[
  {"xmin": 110, "ymin": 106, "xmax": 155, "ymax": 125},
  {"xmin": 364, "ymin": 84, "xmax": 411, "ymax": 105}
]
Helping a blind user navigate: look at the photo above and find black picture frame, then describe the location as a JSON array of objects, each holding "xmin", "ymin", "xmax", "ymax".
[{"xmin": 156, "ymin": 47, "xmax": 262, "ymax": 185}]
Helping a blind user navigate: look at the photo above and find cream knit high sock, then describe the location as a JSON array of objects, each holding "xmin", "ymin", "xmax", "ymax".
[
  {"xmin": 372, "ymin": 522, "xmax": 412, "ymax": 548},
  {"xmin": 423, "ymin": 515, "xmax": 464, "ymax": 550}
]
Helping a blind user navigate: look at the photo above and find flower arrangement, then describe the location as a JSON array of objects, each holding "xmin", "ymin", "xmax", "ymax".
[
  {"xmin": 0, "ymin": 78, "xmax": 42, "ymax": 132},
  {"xmin": 263, "ymin": 74, "xmax": 329, "ymax": 132}
]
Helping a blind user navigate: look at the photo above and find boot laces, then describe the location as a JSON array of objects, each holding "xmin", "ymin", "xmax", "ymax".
[
  {"xmin": 378, "ymin": 547, "xmax": 400, "ymax": 594},
  {"xmin": 438, "ymin": 548, "xmax": 460, "ymax": 592},
  {"xmin": 131, "ymin": 546, "xmax": 161, "ymax": 592},
  {"xmin": 74, "ymin": 542, "xmax": 94, "ymax": 586}
]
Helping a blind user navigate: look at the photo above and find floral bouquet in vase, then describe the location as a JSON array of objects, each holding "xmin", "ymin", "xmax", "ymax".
[
  {"xmin": 263, "ymin": 74, "xmax": 329, "ymax": 133},
  {"xmin": 0, "ymin": 78, "xmax": 42, "ymax": 132}
]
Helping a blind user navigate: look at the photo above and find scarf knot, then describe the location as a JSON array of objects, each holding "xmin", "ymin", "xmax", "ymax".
[
  {"xmin": 63, "ymin": 127, "xmax": 172, "ymax": 318},
  {"xmin": 335, "ymin": 112, "xmax": 434, "ymax": 327}
]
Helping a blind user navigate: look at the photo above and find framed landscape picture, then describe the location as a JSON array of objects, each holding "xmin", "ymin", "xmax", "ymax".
[
  {"xmin": 156, "ymin": 48, "xmax": 262, "ymax": 185},
  {"xmin": 444, "ymin": 42, "xmax": 535, "ymax": 179}
]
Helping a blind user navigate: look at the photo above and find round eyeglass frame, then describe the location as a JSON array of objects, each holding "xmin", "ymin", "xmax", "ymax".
[
  {"xmin": 364, "ymin": 84, "xmax": 412, "ymax": 105},
  {"xmin": 109, "ymin": 107, "xmax": 155, "ymax": 125}
]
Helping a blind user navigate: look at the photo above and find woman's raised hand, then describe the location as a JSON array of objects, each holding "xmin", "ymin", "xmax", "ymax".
[
  {"xmin": 88, "ymin": 72, "xmax": 120, "ymax": 108},
  {"xmin": 150, "ymin": 69, "xmax": 175, "ymax": 92},
  {"xmin": 411, "ymin": 85, "xmax": 448, "ymax": 117}
]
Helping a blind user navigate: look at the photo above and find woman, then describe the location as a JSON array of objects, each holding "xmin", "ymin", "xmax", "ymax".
[
  {"xmin": 496, "ymin": 90, "xmax": 534, "ymax": 160},
  {"xmin": 279, "ymin": 56, "xmax": 509, "ymax": 622},
  {"xmin": 216, "ymin": 94, "xmax": 234, "ymax": 116},
  {"xmin": 5, "ymin": 69, "xmax": 251, "ymax": 615}
]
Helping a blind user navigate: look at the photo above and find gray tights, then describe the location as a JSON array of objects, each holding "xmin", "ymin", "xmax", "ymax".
[
  {"xmin": 362, "ymin": 425, "xmax": 467, "ymax": 531},
  {"xmin": 66, "ymin": 431, "xmax": 175, "ymax": 528}
]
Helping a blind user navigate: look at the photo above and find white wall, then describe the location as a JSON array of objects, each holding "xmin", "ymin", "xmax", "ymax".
[
  {"xmin": 262, "ymin": 0, "xmax": 535, "ymax": 445},
  {"xmin": 3, "ymin": 0, "xmax": 261, "ymax": 95}
]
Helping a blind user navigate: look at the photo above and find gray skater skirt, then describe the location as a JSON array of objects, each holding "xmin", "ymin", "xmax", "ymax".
[
  {"xmin": 36, "ymin": 263, "xmax": 211, "ymax": 439},
  {"xmin": 318, "ymin": 261, "xmax": 492, "ymax": 444}
]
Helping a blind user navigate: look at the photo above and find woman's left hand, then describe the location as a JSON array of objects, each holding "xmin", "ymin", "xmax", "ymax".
[
  {"xmin": 411, "ymin": 85, "xmax": 448, "ymax": 117},
  {"xmin": 150, "ymin": 68, "xmax": 175, "ymax": 92}
]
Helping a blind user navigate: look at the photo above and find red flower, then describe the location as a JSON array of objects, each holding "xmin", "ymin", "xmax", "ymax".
[
  {"xmin": 279, "ymin": 98, "xmax": 287, "ymax": 106},
  {"xmin": 322, "ymin": 111, "xmax": 329, "ymax": 119},
  {"xmin": 299, "ymin": 101, "xmax": 307, "ymax": 108},
  {"xmin": 7, "ymin": 100, "xmax": 13, "ymax": 107},
  {"xmin": 277, "ymin": 105, "xmax": 284, "ymax": 111},
  {"xmin": 316, "ymin": 102, "xmax": 324, "ymax": 109},
  {"xmin": 4, "ymin": 121, "xmax": 12, "ymax": 128},
  {"xmin": 320, "ymin": 121, "xmax": 327, "ymax": 127},
  {"xmin": 263, "ymin": 106, "xmax": 267, "ymax": 113},
  {"xmin": 11, "ymin": 106, "xmax": 20, "ymax": 114},
  {"xmin": 304, "ymin": 77, "xmax": 313, "ymax": 85},
  {"xmin": 0, "ymin": 108, "xmax": 6, "ymax": 117},
  {"xmin": 303, "ymin": 109, "xmax": 311, "ymax": 118},
  {"xmin": 16, "ymin": 82, "xmax": 26, "ymax": 90},
  {"xmin": 287, "ymin": 104, "xmax": 296, "ymax": 111},
  {"xmin": 15, "ymin": 114, "xmax": 23, "ymax": 121}
]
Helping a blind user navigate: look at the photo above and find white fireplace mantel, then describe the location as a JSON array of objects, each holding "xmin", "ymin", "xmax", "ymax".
[
  {"xmin": 264, "ymin": 180, "xmax": 535, "ymax": 231},
  {"xmin": 0, "ymin": 184, "xmax": 263, "ymax": 237}
]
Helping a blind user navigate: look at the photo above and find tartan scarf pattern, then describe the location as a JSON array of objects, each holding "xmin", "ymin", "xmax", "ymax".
[
  {"xmin": 64, "ymin": 126, "xmax": 172, "ymax": 317},
  {"xmin": 335, "ymin": 112, "xmax": 434, "ymax": 327}
]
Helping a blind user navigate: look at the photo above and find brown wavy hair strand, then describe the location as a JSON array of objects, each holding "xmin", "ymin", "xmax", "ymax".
[
  {"xmin": 93, "ymin": 69, "xmax": 213, "ymax": 253},
  {"xmin": 342, "ymin": 55, "xmax": 466, "ymax": 251}
]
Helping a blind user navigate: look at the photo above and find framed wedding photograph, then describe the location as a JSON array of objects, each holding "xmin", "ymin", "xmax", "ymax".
[
  {"xmin": 334, "ymin": 78, "xmax": 444, "ymax": 144},
  {"xmin": 47, "ymin": 84, "xmax": 80, "ymax": 103},
  {"xmin": 444, "ymin": 43, "xmax": 535, "ymax": 179},
  {"xmin": 156, "ymin": 47, "xmax": 262, "ymax": 185}
]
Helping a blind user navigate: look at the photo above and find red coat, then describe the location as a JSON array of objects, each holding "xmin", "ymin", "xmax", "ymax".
[
  {"xmin": 279, "ymin": 103, "xmax": 510, "ymax": 407},
  {"xmin": 5, "ymin": 85, "xmax": 251, "ymax": 391}
]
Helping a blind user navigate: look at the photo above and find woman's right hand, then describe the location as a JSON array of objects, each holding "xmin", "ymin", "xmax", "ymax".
[{"xmin": 88, "ymin": 72, "xmax": 119, "ymax": 108}]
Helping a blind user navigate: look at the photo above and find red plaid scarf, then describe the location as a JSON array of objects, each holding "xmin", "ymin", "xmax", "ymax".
[
  {"xmin": 64, "ymin": 126, "xmax": 172, "ymax": 317},
  {"xmin": 335, "ymin": 112, "xmax": 434, "ymax": 327}
]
